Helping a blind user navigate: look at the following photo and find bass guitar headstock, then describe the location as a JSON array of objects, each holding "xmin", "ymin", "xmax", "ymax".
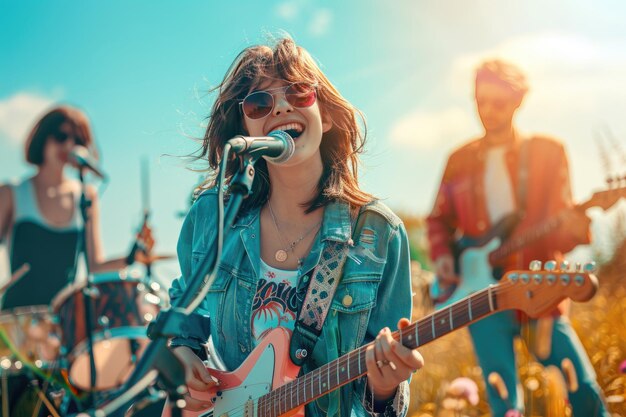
[{"xmin": 581, "ymin": 180, "xmax": 626, "ymax": 211}]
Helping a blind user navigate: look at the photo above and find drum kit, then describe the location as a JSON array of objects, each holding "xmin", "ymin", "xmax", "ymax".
[
  {"xmin": 0, "ymin": 260, "xmax": 172, "ymax": 416},
  {"xmin": 0, "ymin": 159, "xmax": 176, "ymax": 416}
]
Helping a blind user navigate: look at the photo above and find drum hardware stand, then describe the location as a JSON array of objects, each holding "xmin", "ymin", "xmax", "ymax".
[
  {"xmin": 139, "ymin": 157, "xmax": 156, "ymax": 289},
  {"xmin": 75, "ymin": 146, "xmax": 259, "ymax": 416},
  {"xmin": 30, "ymin": 377, "xmax": 62, "ymax": 417},
  {"xmin": 55, "ymin": 354, "xmax": 77, "ymax": 416},
  {"xmin": 1, "ymin": 369, "xmax": 7, "ymax": 417},
  {"xmin": 128, "ymin": 339, "xmax": 141, "ymax": 366},
  {"xmin": 123, "ymin": 385, "xmax": 167, "ymax": 417}
]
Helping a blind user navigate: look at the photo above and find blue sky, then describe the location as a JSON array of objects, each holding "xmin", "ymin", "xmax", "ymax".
[{"xmin": 2, "ymin": 1, "xmax": 626, "ymax": 281}]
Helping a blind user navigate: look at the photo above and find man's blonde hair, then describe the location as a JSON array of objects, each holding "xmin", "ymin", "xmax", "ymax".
[{"xmin": 475, "ymin": 59, "xmax": 529, "ymax": 100}]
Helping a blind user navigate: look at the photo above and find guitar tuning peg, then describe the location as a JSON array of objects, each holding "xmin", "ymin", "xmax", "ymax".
[
  {"xmin": 583, "ymin": 261, "xmax": 597, "ymax": 273},
  {"xmin": 544, "ymin": 260, "xmax": 557, "ymax": 272},
  {"xmin": 575, "ymin": 262, "xmax": 583, "ymax": 273},
  {"xmin": 606, "ymin": 176, "xmax": 615, "ymax": 188},
  {"xmin": 560, "ymin": 260, "xmax": 570, "ymax": 272},
  {"xmin": 529, "ymin": 260, "xmax": 542, "ymax": 271}
]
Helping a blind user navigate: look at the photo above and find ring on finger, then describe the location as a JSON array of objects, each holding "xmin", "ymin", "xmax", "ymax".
[
  {"xmin": 374, "ymin": 337, "xmax": 388, "ymax": 368},
  {"xmin": 388, "ymin": 360, "xmax": 397, "ymax": 371},
  {"xmin": 376, "ymin": 359, "xmax": 390, "ymax": 368}
]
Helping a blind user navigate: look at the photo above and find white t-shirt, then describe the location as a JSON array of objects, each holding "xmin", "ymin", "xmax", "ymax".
[
  {"xmin": 250, "ymin": 259, "xmax": 299, "ymax": 345},
  {"xmin": 484, "ymin": 146, "xmax": 516, "ymax": 224}
]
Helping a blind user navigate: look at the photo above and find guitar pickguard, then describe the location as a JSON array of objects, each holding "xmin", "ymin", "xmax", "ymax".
[
  {"xmin": 434, "ymin": 237, "xmax": 501, "ymax": 308},
  {"xmin": 211, "ymin": 344, "xmax": 275, "ymax": 417}
]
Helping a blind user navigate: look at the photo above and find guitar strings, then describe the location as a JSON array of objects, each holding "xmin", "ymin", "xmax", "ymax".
[
  {"xmin": 257, "ymin": 281, "xmax": 514, "ymax": 414},
  {"xmin": 258, "ymin": 279, "xmax": 525, "ymax": 416}
]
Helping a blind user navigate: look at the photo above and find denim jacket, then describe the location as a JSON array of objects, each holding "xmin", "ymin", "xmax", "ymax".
[{"xmin": 169, "ymin": 189, "xmax": 413, "ymax": 417}]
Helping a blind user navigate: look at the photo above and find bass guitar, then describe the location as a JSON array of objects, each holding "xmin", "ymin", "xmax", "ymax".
[{"xmin": 432, "ymin": 185, "xmax": 625, "ymax": 307}]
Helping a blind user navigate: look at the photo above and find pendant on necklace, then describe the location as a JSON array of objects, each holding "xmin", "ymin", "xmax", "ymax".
[{"xmin": 275, "ymin": 249, "xmax": 288, "ymax": 262}]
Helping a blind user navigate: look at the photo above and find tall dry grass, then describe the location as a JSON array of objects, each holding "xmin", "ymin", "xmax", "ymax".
[{"xmin": 407, "ymin": 253, "xmax": 626, "ymax": 417}]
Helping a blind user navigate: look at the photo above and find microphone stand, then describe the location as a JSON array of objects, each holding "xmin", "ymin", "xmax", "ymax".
[
  {"xmin": 83, "ymin": 150, "xmax": 260, "ymax": 416},
  {"xmin": 73, "ymin": 168, "xmax": 99, "ymax": 408}
]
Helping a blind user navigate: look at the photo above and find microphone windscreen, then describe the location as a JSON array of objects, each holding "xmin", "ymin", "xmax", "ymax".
[{"xmin": 266, "ymin": 130, "xmax": 295, "ymax": 164}]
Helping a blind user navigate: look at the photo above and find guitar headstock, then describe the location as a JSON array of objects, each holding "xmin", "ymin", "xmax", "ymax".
[
  {"xmin": 582, "ymin": 182, "xmax": 626, "ymax": 211},
  {"xmin": 497, "ymin": 260, "xmax": 598, "ymax": 318}
]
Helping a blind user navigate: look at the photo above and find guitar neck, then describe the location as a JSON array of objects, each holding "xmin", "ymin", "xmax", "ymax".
[
  {"xmin": 487, "ymin": 184, "xmax": 626, "ymax": 264},
  {"xmin": 489, "ymin": 212, "xmax": 565, "ymax": 263},
  {"xmin": 257, "ymin": 286, "xmax": 499, "ymax": 415}
]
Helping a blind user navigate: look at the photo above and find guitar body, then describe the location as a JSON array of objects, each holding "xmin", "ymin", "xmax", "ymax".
[
  {"xmin": 432, "ymin": 212, "xmax": 519, "ymax": 308},
  {"xmin": 162, "ymin": 328, "xmax": 303, "ymax": 417},
  {"xmin": 432, "ymin": 184, "xmax": 626, "ymax": 309},
  {"xmin": 432, "ymin": 237, "xmax": 502, "ymax": 308}
]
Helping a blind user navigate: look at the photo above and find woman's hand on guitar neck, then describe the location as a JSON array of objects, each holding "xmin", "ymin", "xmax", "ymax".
[
  {"xmin": 365, "ymin": 318, "xmax": 425, "ymax": 401},
  {"xmin": 435, "ymin": 254, "xmax": 460, "ymax": 290},
  {"xmin": 173, "ymin": 346, "xmax": 220, "ymax": 411}
]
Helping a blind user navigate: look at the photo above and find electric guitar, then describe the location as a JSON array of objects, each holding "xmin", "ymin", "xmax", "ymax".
[
  {"xmin": 431, "ymin": 185, "xmax": 626, "ymax": 307},
  {"xmin": 162, "ymin": 265, "xmax": 598, "ymax": 417}
]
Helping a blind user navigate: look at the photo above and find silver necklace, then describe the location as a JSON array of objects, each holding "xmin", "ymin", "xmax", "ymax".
[{"xmin": 267, "ymin": 200, "xmax": 321, "ymax": 263}]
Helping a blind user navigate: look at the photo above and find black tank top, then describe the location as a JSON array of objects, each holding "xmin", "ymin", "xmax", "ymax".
[{"xmin": 2, "ymin": 178, "xmax": 82, "ymax": 309}]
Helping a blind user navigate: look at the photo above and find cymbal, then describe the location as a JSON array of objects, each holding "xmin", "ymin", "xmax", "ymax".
[{"xmin": 135, "ymin": 254, "xmax": 175, "ymax": 265}]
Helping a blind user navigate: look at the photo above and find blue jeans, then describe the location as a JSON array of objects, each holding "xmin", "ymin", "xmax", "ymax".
[{"xmin": 469, "ymin": 311, "xmax": 609, "ymax": 417}]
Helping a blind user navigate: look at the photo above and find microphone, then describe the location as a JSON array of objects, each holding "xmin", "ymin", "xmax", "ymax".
[
  {"xmin": 69, "ymin": 145, "xmax": 106, "ymax": 179},
  {"xmin": 227, "ymin": 130, "xmax": 295, "ymax": 164}
]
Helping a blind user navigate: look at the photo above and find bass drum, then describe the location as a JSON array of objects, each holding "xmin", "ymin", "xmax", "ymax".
[{"xmin": 51, "ymin": 270, "xmax": 168, "ymax": 392}]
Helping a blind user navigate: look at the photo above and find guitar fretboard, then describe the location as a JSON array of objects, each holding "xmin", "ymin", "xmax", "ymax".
[
  {"xmin": 255, "ymin": 286, "xmax": 499, "ymax": 416},
  {"xmin": 489, "ymin": 215, "xmax": 563, "ymax": 263}
]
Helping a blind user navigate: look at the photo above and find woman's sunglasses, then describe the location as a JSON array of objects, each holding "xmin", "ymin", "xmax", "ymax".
[
  {"xmin": 239, "ymin": 82, "xmax": 317, "ymax": 120},
  {"xmin": 52, "ymin": 131, "xmax": 83, "ymax": 145}
]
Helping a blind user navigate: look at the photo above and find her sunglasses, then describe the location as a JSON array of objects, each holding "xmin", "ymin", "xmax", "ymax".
[
  {"xmin": 239, "ymin": 82, "xmax": 317, "ymax": 120},
  {"xmin": 52, "ymin": 131, "xmax": 83, "ymax": 145}
]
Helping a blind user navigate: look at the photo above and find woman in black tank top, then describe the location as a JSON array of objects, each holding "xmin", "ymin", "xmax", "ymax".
[
  {"xmin": 0, "ymin": 106, "xmax": 153, "ymax": 308},
  {"xmin": 0, "ymin": 105, "xmax": 153, "ymax": 415}
]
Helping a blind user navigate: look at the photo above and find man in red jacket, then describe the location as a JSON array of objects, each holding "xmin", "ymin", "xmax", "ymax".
[{"xmin": 427, "ymin": 59, "xmax": 608, "ymax": 416}]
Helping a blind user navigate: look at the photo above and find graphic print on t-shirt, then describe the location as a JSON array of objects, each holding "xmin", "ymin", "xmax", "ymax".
[{"xmin": 250, "ymin": 260, "xmax": 299, "ymax": 345}]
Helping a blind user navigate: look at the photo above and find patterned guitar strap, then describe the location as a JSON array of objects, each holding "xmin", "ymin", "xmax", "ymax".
[{"xmin": 289, "ymin": 228, "xmax": 355, "ymax": 366}]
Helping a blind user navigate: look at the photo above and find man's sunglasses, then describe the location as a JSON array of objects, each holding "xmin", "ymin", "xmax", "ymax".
[{"xmin": 239, "ymin": 82, "xmax": 317, "ymax": 120}]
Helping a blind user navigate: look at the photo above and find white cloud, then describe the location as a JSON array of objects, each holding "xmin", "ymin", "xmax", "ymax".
[
  {"xmin": 447, "ymin": 33, "xmax": 626, "ymax": 168},
  {"xmin": 389, "ymin": 107, "xmax": 479, "ymax": 150},
  {"xmin": 308, "ymin": 9, "xmax": 332, "ymax": 37},
  {"xmin": 0, "ymin": 92, "xmax": 56, "ymax": 146},
  {"xmin": 274, "ymin": 2, "xmax": 332, "ymax": 38},
  {"xmin": 389, "ymin": 32, "xmax": 626, "ymax": 154},
  {"xmin": 447, "ymin": 32, "xmax": 626, "ymax": 97},
  {"xmin": 275, "ymin": 2, "xmax": 299, "ymax": 20}
]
